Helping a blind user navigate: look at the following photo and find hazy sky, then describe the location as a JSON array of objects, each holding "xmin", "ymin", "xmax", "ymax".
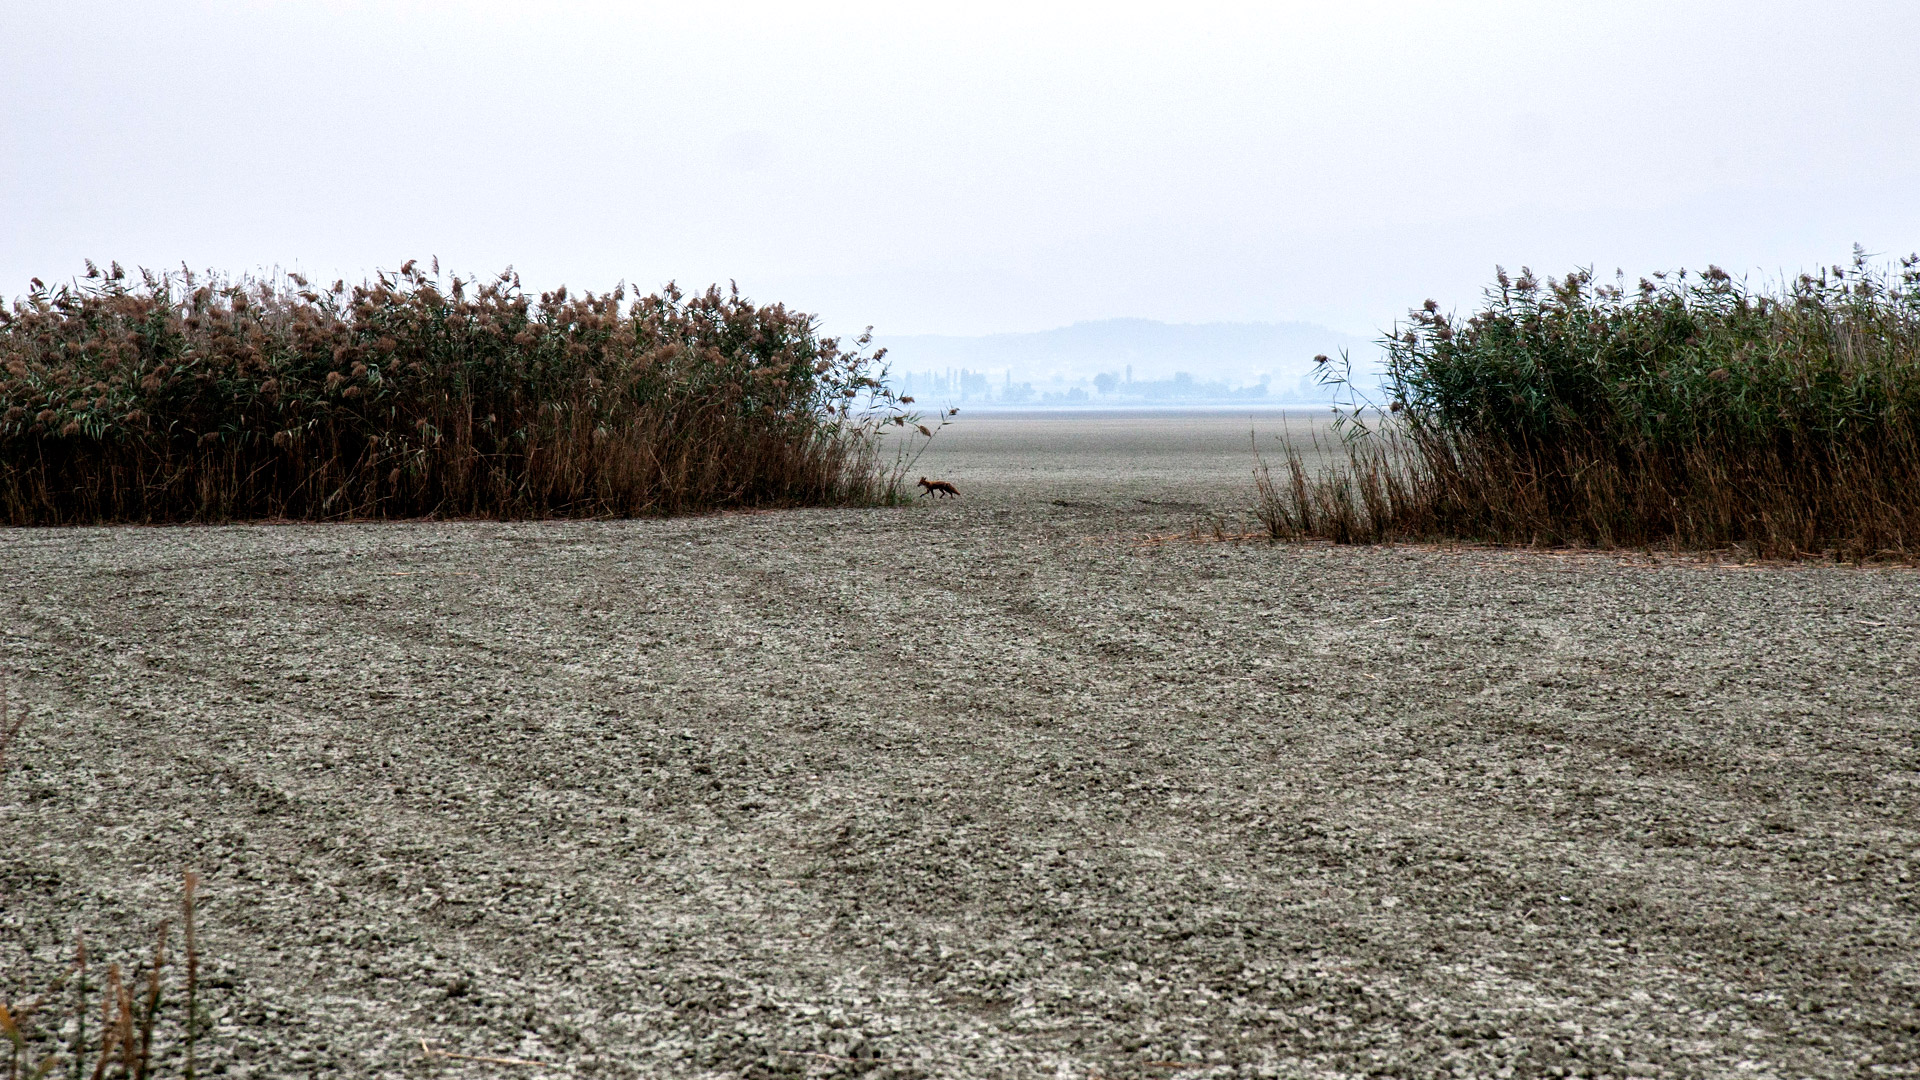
[{"xmin": 5, "ymin": 1, "xmax": 1917, "ymax": 340}]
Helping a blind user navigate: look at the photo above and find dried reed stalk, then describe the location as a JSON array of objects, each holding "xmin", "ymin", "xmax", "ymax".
[
  {"xmin": 183, "ymin": 873, "xmax": 199, "ymax": 1080},
  {"xmin": 133, "ymin": 921, "xmax": 168, "ymax": 1079},
  {"xmin": 70, "ymin": 936, "xmax": 87, "ymax": 1080},
  {"xmin": 86, "ymin": 965, "xmax": 121, "ymax": 1080}
]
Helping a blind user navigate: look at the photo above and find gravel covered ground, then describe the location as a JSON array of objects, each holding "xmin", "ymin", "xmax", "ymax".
[{"xmin": 4, "ymin": 411, "xmax": 1918, "ymax": 1079}]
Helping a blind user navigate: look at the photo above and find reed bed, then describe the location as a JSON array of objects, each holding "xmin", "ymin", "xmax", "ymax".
[
  {"xmin": 1, "ymin": 261, "xmax": 917, "ymax": 524},
  {"xmin": 1262, "ymin": 249, "xmax": 1920, "ymax": 559}
]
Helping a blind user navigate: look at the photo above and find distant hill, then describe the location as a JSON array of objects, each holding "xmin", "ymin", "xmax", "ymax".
[{"xmin": 873, "ymin": 318, "xmax": 1380, "ymax": 406}]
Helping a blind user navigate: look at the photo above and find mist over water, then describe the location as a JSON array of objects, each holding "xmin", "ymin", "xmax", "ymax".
[{"xmin": 877, "ymin": 319, "xmax": 1382, "ymax": 407}]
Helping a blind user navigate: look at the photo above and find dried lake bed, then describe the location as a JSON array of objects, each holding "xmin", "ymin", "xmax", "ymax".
[{"xmin": 4, "ymin": 410, "xmax": 1917, "ymax": 1078}]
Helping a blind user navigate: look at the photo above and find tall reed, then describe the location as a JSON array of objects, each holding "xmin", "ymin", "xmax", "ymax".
[
  {"xmin": 1271, "ymin": 249, "xmax": 1920, "ymax": 558},
  {"xmin": 2, "ymin": 261, "xmax": 915, "ymax": 523}
]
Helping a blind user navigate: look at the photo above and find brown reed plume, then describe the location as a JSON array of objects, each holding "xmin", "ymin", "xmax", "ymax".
[{"xmin": 1, "ymin": 262, "xmax": 922, "ymax": 523}]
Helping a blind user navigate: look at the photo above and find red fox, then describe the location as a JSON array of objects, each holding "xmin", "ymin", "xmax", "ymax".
[{"xmin": 918, "ymin": 477, "xmax": 959, "ymax": 498}]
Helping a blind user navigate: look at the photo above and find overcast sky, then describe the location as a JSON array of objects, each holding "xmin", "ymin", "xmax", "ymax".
[{"xmin": 5, "ymin": 1, "xmax": 1917, "ymax": 340}]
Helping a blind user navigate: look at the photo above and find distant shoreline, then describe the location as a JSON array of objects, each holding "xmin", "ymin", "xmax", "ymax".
[{"xmin": 911, "ymin": 403, "xmax": 1344, "ymax": 417}]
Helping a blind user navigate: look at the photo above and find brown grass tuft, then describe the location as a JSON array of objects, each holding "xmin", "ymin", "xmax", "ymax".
[{"xmin": 2, "ymin": 878, "xmax": 206, "ymax": 1080}]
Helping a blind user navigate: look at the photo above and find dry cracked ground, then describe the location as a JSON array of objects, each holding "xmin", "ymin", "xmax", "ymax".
[{"xmin": 4, "ymin": 411, "xmax": 1918, "ymax": 1080}]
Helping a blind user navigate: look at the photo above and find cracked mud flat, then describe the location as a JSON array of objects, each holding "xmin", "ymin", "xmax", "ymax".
[{"xmin": 4, "ymin": 410, "xmax": 1918, "ymax": 1079}]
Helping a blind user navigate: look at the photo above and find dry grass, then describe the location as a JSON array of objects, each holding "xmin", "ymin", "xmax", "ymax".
[
  {"xmin": 1, "ymin": 683, "xmax": 206, "ymax": 1080},
  {"xmin": 1252, "ymin": 434, "xmax": 1434, "ymax": 547},
  {"xmin": 1, "ymin": 896, "xmax": 200, "ymax": 1080},
  {"xmin": 1, "ymin": 261, "xmax": 923, "ymax": 524}
]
